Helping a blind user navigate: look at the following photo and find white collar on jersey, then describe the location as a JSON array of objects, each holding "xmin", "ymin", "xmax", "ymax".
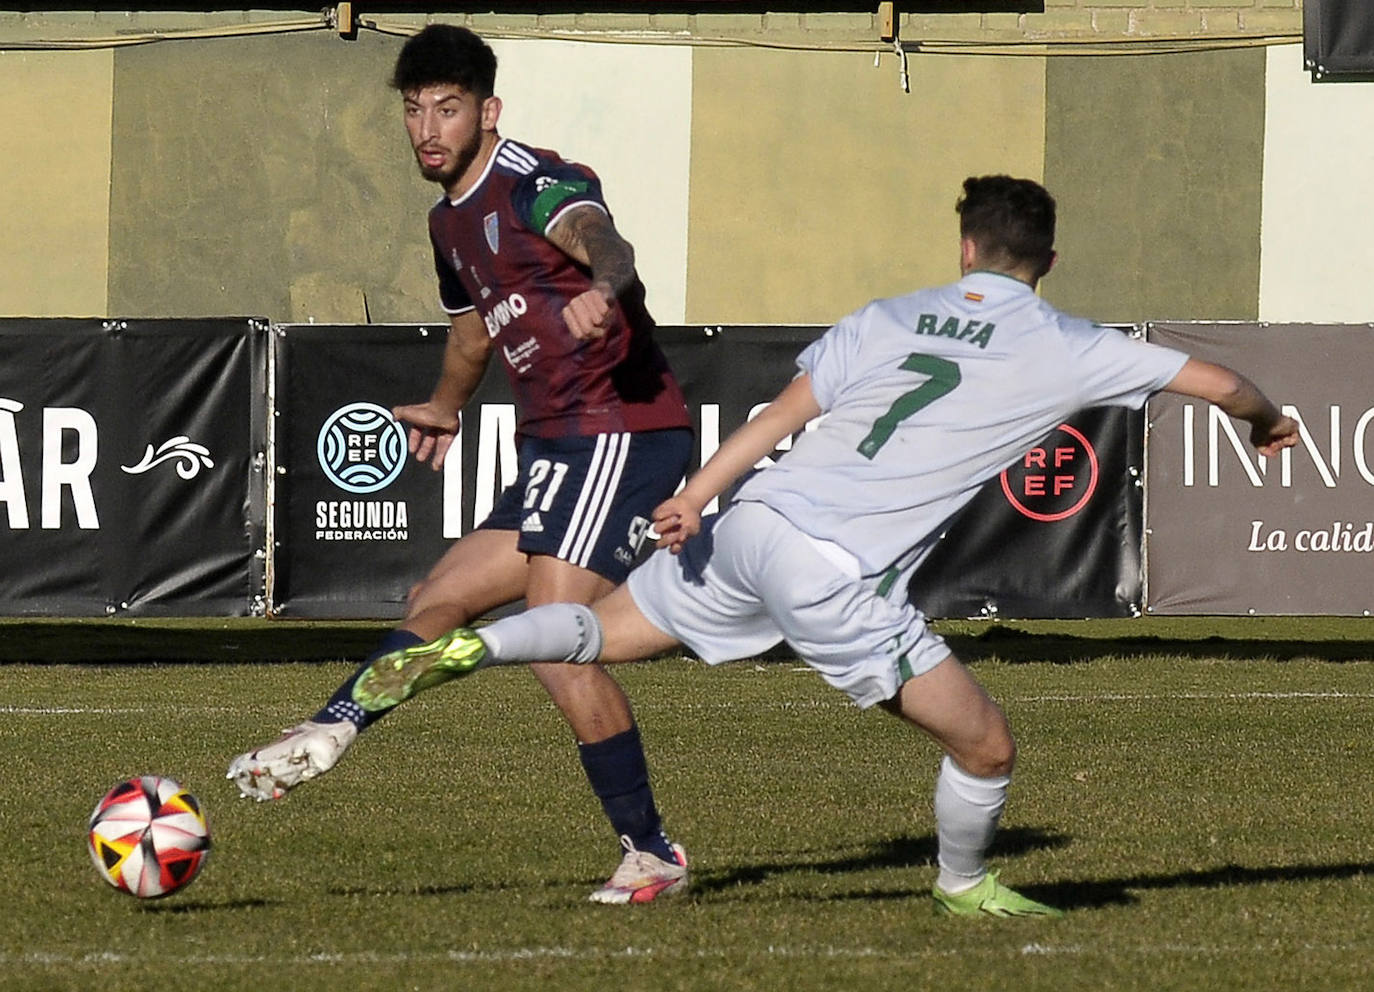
[{"xmin": 445, "ymin": 136, "xmax": 508, "ymax": 208}]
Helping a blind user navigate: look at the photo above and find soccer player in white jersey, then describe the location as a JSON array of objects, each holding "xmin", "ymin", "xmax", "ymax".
[{"xmin": 342, "ymin": 176, "xmax": 1301, "ymax": 916}]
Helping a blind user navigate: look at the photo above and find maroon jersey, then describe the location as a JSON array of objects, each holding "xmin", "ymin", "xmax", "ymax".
[{"xmin": 429, "ymin": 138, "xmax": 689, "ymax": 439}]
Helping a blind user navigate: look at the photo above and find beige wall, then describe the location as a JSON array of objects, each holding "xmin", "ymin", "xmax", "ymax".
[
  {"xmin": 106, "ymin": 31, "xmax": 429, "ymax": 323},
  {"xmin": 686, "ymin": 48, "xmax": 1046, "ymax": 324},
  {"xmin": 0, "ymin": 50, "xmax": 113, "ymax": 317},
  {"xmin": 1042, "ymin": 49, "xmax": 1268, "ymax": 323},
  {"xmin": 2, "ymin": 5, "xmax": 1364, "ymax": 330}
]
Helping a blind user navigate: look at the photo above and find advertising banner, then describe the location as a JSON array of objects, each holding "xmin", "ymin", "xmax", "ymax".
[
  {"xmin": 1145, "ymin": 322, "xmax": 1374, "ymax": 615},
  {"xmin": 271, "ymin": 323, "xmax": 1143, "ymax": 620},
  {"xmin": 0, "ymin": 319, "xmax": 267, "ymax": 616},
  {"xmin": 912, "ymin": 406, "xmax": 1144, "ymax": 619}
]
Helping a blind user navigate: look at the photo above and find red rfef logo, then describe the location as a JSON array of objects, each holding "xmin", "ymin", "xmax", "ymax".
[{"xmin": 999, "ymin": 423, "xmax": 1099, "ymax": 522}]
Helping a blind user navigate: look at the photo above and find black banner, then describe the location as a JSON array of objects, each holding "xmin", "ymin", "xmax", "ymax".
[
  {"xmin": 1305, "ymin": 0, "xmax": 1374, "ymax": 80},
  {"xmin": 0, "ymin": 319, "xmax": 1146, "ymax": 620},
  {"xmin": 271, "ymin": 324, "xmax": 451, "ymax": 617},
  {"xmin": 0, "ymin": 319, "xmax": 266, "ymax": 616},
  {"xmin": 911, "ymin": 407, "xmax": 1144, "ymax": 619},
  {"xmin": 269, "ymin": 324, "xmax": 819, "ymax": 617}
]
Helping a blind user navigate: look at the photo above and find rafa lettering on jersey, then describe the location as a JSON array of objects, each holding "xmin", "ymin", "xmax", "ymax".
[{"xmin": 913, "ymin": 313, "xmax": 996, "ymax": 349}]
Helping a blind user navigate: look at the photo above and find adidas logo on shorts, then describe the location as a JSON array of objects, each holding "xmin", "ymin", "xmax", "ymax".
[{"xmin": 521, "ymin": 512, "xmax": 544, "ymax": 534}]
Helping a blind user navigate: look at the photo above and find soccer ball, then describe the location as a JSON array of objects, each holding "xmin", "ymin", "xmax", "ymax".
[{"xmin": 87, "ymin": 776, "xmax": 211, "ymax": 898}]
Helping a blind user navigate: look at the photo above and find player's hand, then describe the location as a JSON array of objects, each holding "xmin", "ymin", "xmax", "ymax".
[
  {"xmin": 651, "ymin": 496, "xmax": 702, "ymax": 555},
  {"xmin": 562, "ymin": 282, "xmax": 616, "ymax": 341},
  {"xmin": 1253, "ymin": 414, "xmax": 1299, "ymax": 458},
  {"xmin": 392, "ymin": 401, "xmax": 459, "ymax": 470}
]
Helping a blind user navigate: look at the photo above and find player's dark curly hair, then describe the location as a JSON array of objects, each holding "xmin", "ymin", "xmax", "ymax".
[
  {"xmin": 391, "ymin": 24, "xmax": 497, "ymax": 99},
  {"xmin": 956, "ymin": 176, "xmax": 1056, "ymax": 280}
]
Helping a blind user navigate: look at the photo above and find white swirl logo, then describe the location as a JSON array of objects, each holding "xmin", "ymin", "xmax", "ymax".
[
  {"xmin": 317, "ymin": 402, "xmax": 406, "ymax": 494},
  {"xmin": 121, "ymin": 436, "xmax": 214, "ymax": 480}
]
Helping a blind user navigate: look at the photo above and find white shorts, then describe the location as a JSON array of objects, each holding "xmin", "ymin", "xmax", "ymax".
[{"xmin": 626, "ymin": 501, "xmax": 949, "ymax": 708}]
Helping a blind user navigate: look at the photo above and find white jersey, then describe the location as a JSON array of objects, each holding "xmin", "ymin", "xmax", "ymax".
[{"xmin": 734, "ymin": 270, "xmax": 1188, "ymax": 581}]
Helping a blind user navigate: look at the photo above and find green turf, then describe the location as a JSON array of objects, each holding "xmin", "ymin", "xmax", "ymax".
[{"xmin": 2, "ymin": 622, "xmax": 1373, "ymax": 991}]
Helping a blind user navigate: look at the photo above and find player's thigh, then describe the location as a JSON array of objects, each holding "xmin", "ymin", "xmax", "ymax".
[
  {"xmin": 593, "ymin": 584, "xmax": 684, "ymax": 663},
  {"xmin": 406, "ymin": 528, "xmax": 528, "ymax": 627},
  {"xmin": 524, "ymin": 554, "xmax": 616, "ymax": 607},
  {"xmin": 884, "ymin": 658, "xmax": 1015, "ymax": 777}
]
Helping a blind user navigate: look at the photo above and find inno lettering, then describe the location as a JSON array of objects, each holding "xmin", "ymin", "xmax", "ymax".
[{"xmin": 1181, "ymin": 403, "xmax": 1374, "ymax": 488}]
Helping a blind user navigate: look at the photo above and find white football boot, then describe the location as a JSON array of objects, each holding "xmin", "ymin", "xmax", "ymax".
[
  {"xmin": 226, "ymin": 720, "xmax": 358, "ymax": 801},
  {"xmin": 588, "ymin": 835, "xmax": 689, "ymax": 904}
]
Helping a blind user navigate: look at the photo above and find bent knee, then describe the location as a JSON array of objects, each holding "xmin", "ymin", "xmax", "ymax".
[{"xmin": 960, "ymin": 731, "xmax": 1016, "ymax": 779}]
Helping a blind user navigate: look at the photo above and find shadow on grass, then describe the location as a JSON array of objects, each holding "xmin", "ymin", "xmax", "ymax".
[
  {"xmin": 945, "ymin": 627, "xmax": 1374, "ymax": 665},
  {"xmin": 1040, "ymin": 860, "xmax": 1374, "ymax": 911},
  {"xmin": 795, "ymin": 858, "xmax": 1374, "ymax": 912},
  {"xmin": 320, "ymin": 836, "xmax": 1372, "ymax": 912},
  {"xmin": 5, "ymin": 616, "xmax": 1371, "ymax": 665},
  {"xmin": 693, "ymin": 826, "xmax": 1068, "ymax": 895},
  {"xmin": 693, "ymin": 832, "xmax": 1374, "ymax": 913},
  {"xmin": 140, "ymin": 897, "xmax": 279, "ymax": 913},
  {"xmin": 0, "ymin": 622, "xmax": 393, "ymax": 664},
  {"xmin": 326, "ymin": 881, "xmax": 507, "ymax": 899}
]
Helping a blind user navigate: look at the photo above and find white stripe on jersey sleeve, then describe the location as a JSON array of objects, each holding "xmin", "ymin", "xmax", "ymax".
[{"xmin": 496, "ymin": 143, "xmax": 539, "ymax": 174}]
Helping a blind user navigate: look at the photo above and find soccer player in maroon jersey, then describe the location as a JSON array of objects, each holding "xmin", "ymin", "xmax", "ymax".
[{"xmin": 229, "ymin": 24, "xmax": 693, "ymax": 904}]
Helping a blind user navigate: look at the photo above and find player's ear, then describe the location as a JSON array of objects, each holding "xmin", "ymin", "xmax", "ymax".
[
  {"xmin": 959, "ymin": 236, "xmax": 978, "ymax": 273},
  {"xmin": 480, "ymin": 95, "xmax": 502, "ymax": 132}
]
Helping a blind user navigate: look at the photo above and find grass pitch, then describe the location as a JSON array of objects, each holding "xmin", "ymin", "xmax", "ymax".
[{"xmin": 2, "ymin": 618, "xmax": 1373, "ymax": 991}]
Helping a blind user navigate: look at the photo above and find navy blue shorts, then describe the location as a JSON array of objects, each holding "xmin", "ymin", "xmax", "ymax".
[{"xmin": 479, "ymin": 428, "xmax": 693, "ymax": 583}]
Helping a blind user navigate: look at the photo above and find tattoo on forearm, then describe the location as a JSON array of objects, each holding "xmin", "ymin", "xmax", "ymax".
[{"xmin": 554, "ymin": 208, "xmax": 636, "ymax": 296}]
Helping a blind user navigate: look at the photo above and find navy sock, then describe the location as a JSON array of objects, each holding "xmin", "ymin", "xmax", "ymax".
[
  {"xmin": 578, "ymin": 724, "xmax": 675, "ymax": 862},
  {"xmin": 312, "ymin": 629, "xmax": 427, "ymax": 731}
]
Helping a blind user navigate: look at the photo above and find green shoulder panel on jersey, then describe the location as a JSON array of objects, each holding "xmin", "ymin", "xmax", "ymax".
[
  {"xmin": 913, "ymin": 313, "xmax": 995, "ymax": 349},
  {"xmin": 530, "ymin": 180, "xmax": 592, "ymax": 233}
]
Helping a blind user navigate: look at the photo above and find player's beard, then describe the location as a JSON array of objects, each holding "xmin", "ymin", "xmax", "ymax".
[{"xmin": 417, "ymin": 122, "xmax": 483, "ymax": 189}]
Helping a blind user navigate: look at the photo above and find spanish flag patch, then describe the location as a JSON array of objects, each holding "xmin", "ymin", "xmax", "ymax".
[{"xmin": 964, "ymin": 292, "xmax": 984, "ymax": 303}]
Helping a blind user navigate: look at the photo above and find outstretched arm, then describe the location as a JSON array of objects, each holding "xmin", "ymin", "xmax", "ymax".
[
  {"xmin": 544, "ymin": 204, "xmax": 637, "ymax": 340},
  {"xmin": 392, "ymin": 310, "xmax": 494, "ymax": 470},
  {"xmin": 653, "ymin": 374, "xmax": 823, "ymax": 553},
  {"xmin": 1162, "ymin": 358, "xmax": 1299, "ymax": 456}
]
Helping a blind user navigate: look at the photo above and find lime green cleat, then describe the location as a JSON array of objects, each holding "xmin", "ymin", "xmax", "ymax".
[
  {"xmin": 351, "ymin": 627, "xmax": 488, "ymax": 711},
  {"xmin": 932, "ymin": 871, "xmax": 1063, "ymax": 918}
]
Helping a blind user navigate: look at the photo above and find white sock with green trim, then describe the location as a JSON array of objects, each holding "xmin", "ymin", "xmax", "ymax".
[
  {"xmin": 477, "ymin": 603, "xmax": 604, "ymax": 665},
  {"xmin": 934, "ymin": 755, "xmax": 1009, "ymax": 893}
]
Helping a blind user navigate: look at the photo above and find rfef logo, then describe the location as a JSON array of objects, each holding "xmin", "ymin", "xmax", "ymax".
[
  {"xmin": 999, "ymin": 423, "xmax": 1099, "ymax": 522},
  {"xmin": 316, "ymin": 402, "xmax": 406, "ymax": 494}
]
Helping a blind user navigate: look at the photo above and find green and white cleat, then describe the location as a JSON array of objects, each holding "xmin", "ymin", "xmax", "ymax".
[
  {"xmin": 932, "ymin": 871, "xmax": 1063, "ymax": 918},
  {"xmin": 351, "ymin": 627, "xmax": 488, "ymax": 711}
]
